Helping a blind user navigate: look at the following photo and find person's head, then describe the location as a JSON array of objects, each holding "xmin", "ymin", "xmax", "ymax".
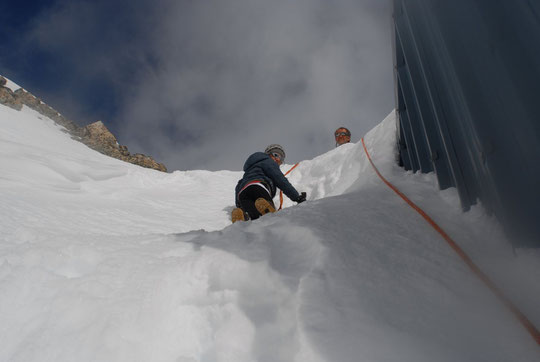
[
  {"xmin": 265, "ymin": 144, "xmax": 285, "ymax": 165},
  {"xmin": 334, "ymin": 127, "xmax": 351, "ymax": 147}
]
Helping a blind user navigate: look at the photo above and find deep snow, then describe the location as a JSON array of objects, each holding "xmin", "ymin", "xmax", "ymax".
[{"xmin": 1, "ymin": 99, "xmax": 540, "ymax": 361}]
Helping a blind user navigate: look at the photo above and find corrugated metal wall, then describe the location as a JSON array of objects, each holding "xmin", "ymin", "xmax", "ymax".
[{"xmin": 393, "ymin": 0, "xmax": 540, "ymax": 247}]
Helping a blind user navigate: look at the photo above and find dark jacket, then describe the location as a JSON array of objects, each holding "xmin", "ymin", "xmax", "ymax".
[{"xmin": 235, "ymin": 152, "xmax": 300, "ymax": 206}]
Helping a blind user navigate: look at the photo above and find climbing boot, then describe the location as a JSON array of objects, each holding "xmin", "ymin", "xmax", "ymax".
[
  {"xmin": 231, "ymin": 208, "xmax": 247, "ymax": 223},
  {"xmin": 255, "ymin": 198, "xmax": 276, "ymax": 216}
]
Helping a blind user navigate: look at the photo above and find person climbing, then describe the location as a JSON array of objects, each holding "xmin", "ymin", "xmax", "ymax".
[
  {"xmin": 231, "ymin": 144, "xmax": 306, "ymax": 223},
  {"xmin": 334, "ymin": 127, "xmax": 351, "ymax": 147}
]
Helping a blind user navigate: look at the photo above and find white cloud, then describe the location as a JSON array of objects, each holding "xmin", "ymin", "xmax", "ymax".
[{"xmin": 26, "ymin": 0, "xmax": 394, "ymax": 171}]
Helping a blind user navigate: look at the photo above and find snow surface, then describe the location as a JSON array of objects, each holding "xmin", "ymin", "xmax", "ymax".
[{"xmin": 1, "ymin": 102, "xmax": 540, "ymax": 362}]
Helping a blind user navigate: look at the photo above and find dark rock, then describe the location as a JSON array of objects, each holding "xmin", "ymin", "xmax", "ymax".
[
  {"xmin": 84, "ymin": 121, "xmax": 118, "ymax": 148},
  {"xmin": 0, "ymin": 80, "xmax": 23, "ymax": 111},
  {"xmin": 128, "ymin": 153, "xmax": 168, "ymax": 172},
  {"xmin": 81, "ymin": 121, "xmax": 167, "ymax": 172},
  {"xmin": 13, "ymin": 89, "xmax": 80, "ymax": 133}
]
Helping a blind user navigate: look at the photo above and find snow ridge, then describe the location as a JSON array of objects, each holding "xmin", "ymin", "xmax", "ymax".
[{"xmin": 1, "ymin": 103, "xmax": 540, "ymax": 361}]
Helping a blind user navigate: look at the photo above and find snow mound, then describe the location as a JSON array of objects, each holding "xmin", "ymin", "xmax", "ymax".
[{"xmin": 1, "ymin": 102, "xmax": 540, "ymax": 362}]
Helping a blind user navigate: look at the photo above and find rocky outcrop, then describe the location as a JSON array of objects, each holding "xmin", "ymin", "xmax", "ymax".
[
  {"xmin": 0, "ymin": 75, "xmax": 167, "ymax": 172},
  {"xmin": 14, "ymin": 88, "xmax": 81, "ymax": 134},
  {"xmin": 0, "ymin": 78, "xmax": 23, "ymax": 111},
  {"xmin": 81, "ymin": 121, "xmax": 167, "ymax": 172}
]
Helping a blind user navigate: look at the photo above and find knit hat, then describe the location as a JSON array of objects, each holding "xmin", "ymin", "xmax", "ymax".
[{"xmin": 264, "ymin": 144, "xmax": 285, "ymax": 161}]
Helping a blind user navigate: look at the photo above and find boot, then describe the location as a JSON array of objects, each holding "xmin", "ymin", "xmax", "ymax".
[
  {"xmin": 231, "ymin": 208, "xmax": 247, "ymax": 223},
  {"xmin": 255, "ymin": 198, "xmax": 276, "ymax": 216}
]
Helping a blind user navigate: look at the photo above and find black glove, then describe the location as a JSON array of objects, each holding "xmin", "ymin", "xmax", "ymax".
[{"xmin": 296, "ymin": 192, "xmax": 307, "ymax": 204}]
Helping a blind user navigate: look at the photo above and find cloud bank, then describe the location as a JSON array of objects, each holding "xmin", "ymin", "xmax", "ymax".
[{"xmin": 22, "ymin": 0, "xmax": 394, "ymax": 171}]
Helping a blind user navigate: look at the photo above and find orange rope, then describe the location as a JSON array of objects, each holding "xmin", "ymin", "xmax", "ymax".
[
  {"xmin": 279, "ymin": 163, "xmax": 300, "ymax": 210},
  {"xmin": 361, "ymin": 138, "xmax": 540, "ymax": 345}
]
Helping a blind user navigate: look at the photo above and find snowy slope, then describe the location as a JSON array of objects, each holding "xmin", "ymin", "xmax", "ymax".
[{"xmin": 1, "ymin": 101, "xmax": 540, "ymax": 362}]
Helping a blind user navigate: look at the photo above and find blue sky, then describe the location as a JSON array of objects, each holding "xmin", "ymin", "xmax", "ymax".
[{"xmin": 0, "ymin": 0, "xmax": 394, "ymax": 171}]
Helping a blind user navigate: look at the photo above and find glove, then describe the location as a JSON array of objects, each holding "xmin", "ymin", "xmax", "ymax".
[{"xmin": 296, "ymin": 192, "xmax": 307, "ymax": 204}]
